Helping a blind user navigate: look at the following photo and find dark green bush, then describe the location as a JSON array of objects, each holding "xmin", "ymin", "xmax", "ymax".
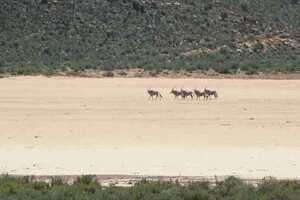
[
  {"xmin": 102, "ymin": 71, "xmax": 114, "ymax": 77},
  {"xmin": 74, "ymin": 175, "xmax": 97, "ymax": 185},
  {"xmin": 0, "ymin": 176, "xmax": 300, "ymax": 199},
  {"xmin": 117, "ymin": 71, "xmax": 127, "ymax": 76},
  {"xmin": 0, "ymin": 0, "xmax": 299, "ymax": 75},
  {"xmin": 51, "ymin": 177, "xmax": 64, "ymax": 186}
]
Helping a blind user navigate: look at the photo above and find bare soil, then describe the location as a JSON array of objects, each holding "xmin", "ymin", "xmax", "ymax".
[{"xmin": 0, "ymin": 76, "xmax": 300, "ymax": 179}]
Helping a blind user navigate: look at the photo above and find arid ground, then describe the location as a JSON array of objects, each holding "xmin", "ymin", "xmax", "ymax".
[{"xmin": 0, "ymin": 76, "xmax": 300, "ymax": 179}]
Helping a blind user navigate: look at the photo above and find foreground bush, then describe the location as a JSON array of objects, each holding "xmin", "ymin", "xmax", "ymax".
[{"xmin": 0, "ymin": 176, "xmax": 300, "ymax": 200}]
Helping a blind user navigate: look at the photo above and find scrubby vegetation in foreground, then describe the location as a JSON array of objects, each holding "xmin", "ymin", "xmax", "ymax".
[
  {"xmin": 1, "ymin": 175, "xmax": 300, "ymax": 200},
  {"xmin": 0, "ymin": 0, "xmax": 300, "ymax": 76}
]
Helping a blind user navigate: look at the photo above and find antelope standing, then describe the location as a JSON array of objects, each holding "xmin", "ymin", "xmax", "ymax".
[
  {"xmin": 204, "ymin": 88, "xmax": 218, "ymax": 100},
  {"xmin": 170, "ymin": 88, "xmax": 182, "ymax": 99},
  {"xmin": 147, "ymin": 89, "xmax": 163, "ymax": 100},
  {"xmin": 180, "ymin": 89, "xmax": 194, "ymax": 99},
  {"xmin": 194, "ymin": 89, "xmax": 206, "ymax": 100}
]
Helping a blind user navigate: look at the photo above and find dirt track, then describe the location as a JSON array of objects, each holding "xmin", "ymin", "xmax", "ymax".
[{"xmin": 0, "ymin": 76, "xmax": 300, "ymax": 178}]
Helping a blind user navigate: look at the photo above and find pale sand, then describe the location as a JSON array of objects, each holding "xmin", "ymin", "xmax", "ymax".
[{"xmin": 0, "ymin": 76, "xmax": 300, "ymax": 178}]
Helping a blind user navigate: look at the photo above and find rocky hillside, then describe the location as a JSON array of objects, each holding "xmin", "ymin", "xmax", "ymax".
[{"xmin": 0, "ymin": 0, "xmax": 299, "ymax": 75}]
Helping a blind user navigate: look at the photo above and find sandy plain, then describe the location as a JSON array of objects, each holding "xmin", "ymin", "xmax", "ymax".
[{"xmin": 0, "ymin": 76, "xmax": 300, "ymax": 179}]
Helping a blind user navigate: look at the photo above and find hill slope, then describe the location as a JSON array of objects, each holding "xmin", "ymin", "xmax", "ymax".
[{"xmin": 0, "ymin": 0, "xmax": 300, "ymax": 75}]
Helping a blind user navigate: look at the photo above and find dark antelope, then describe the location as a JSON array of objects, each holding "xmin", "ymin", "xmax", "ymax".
[
  {"xmin": 147, "ymin": 89, "xmax": 163, "ymax": 100},
  {"xmin": 204, "ymin": 88, "xmax": 218, "ymax": 100},
  {"xmin": 180, "ymin": 89, "xmax": 194, "ymax": 99},
  {"xmin": 194, "ymin": 89, "xmax": 206, "ymax": 100},
  {"xmin": 170, "ymin": 88, "xmax": 182, "ymax": 99}
]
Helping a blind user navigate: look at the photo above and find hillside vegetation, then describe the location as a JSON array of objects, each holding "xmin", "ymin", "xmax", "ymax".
[
  {"xmin": 1, "ymin": 176, "xmax": 300, "ymax": 200},
  {"xmin": 0, "ymin": 0, "xmax": 300, "ymax": 75}
]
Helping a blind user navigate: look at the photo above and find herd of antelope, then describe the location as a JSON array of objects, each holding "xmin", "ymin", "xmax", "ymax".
[{"xmin": 147, "ymin": 88, "xmax": 218, "ymax": 100}]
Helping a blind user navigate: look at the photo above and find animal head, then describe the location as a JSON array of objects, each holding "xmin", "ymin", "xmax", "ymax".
[{"xmin": 214, "ymin": 91, "xmax": 218, "ymax": 98}]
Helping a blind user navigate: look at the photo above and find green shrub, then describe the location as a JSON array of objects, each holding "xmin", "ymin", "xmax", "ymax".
[
  {"xmin": 51, "ymin": 177, "xmax": 64, "ymax": 186},
  {"xmin": 33, "ymin": 182, "xmax": 50, "ymax": 191},
  {"xmin": 0, "ymin": 176, "xmax": 300, "ymax": 199},
  {"xmin": 74, "ymin": 175, "xmax": 97, "ymax": 185},
  {"xmin": 253, "ymin": 42, "xmax": 265, "ymax": 53},
  {"xmin": 102, "ymin": 71, "xmax": 114, "ymax": 77},
  {"xmin": 0, "ymin": 0, "xmax": 299, "ymax": 75},
  {"xmin": 118, "ymin": 71, "xmax": 127, "ymax": 76}
]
